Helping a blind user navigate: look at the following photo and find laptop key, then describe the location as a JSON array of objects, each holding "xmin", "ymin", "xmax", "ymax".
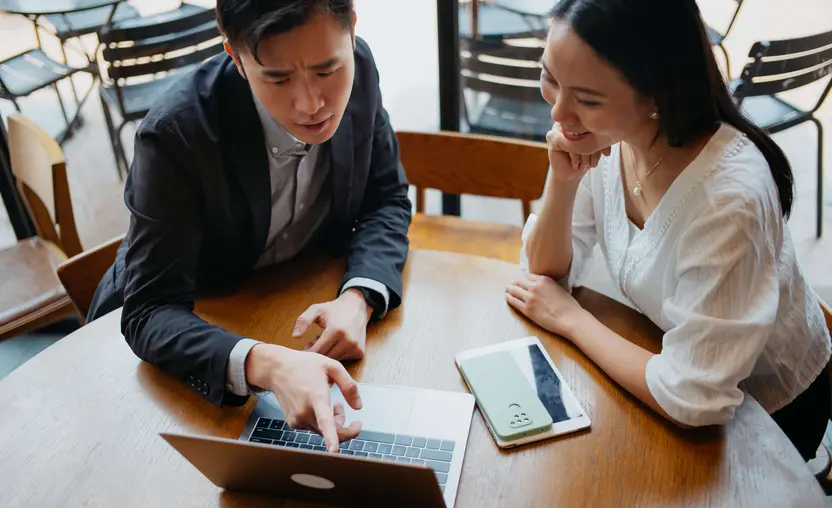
[
  {"xmin": 356, "ymin": 430, "xmax": 396, "ymax": 444},
  {"xmin": 369, "ymin": 453, "xmax": 383, "ymax": 460},
  {"xmin": 282, "ymin": 432, "xmax": 297, "ymax": 443},
  {"xmin": 349, "ymin": 440, "xmax": 365, "ymax": 451},
  {"xmin": 412, "ymin": 437, "xmax": 427, "ymax": 448},
  {"xmin": 341, "ymin": 440, "xmax": 352, "ymax": 448},
  {"xmin": 355, "ymin": 451, "xmax": 369, "ymax": 457},
  {"xmin": 286, "ymin": 442, "xmax": 300, "ymax": 448},
  {"xmin": 250, "ymin": 438, "xmax": 272, "ymax": 444},
  {"xmin": 426, "ymin": 439, "xmax": 441, "ymax": 450},
  {"xmin": 313, "ymin": 446, "xmax": 327, "ymax": 452},
  {"xmin": 340, "ymin": 449, "xmax": 355, "ymax": 455},
  {"xmin": 405, "ymin": 447, "xmax": 420, "ymax": 458},
  {"xmin": 411, "ymin": 459, "xmax": 426, "ymax": 466},
  {"xmin": 363, "ymin": 442, "xmax": 379, "ymax": 453},
  {"xmin": 396, "ymin": 457, "xmax": 412, "ymax": 464},
  {"xmin": 440, "ymin": 440, "xmax": 455, "ymax": 452},
  {"xmin": 436, "ymin": 472, "xmax": 448, "ymax": 484},
  {"xmin": 309, "ymin": 435, "xmax": 324, "ymax": 446},
  {"xmin": 377, "ymin": 444, "xmax": 393, "ymax": 455},
  {"xmin": 395, "ymin": 435, "xmax": 413, "ymax": 446},
  {"xmin": 392, "ymin": 445, "xmax": 406, "ymax": 456},
  {"xmin": 255, "ymin": 418, "xmax": 271, "ymax": 429},
  {"xmin": 426, "ymin": 460, "xmax": 451, "ymax": 473},
  {"xmin": 295, "ymin": 434, "xmax": 311, "ymax": 445},
  {"xmin": 269, "ymin": 420, "xmax": 285, "ymax": 430},
  {"xmin": 421, "ymin": 449, "xmax": 452, "ymax": 462},
  {"xmin": 382, "ymin": 455, "xmax": 397, "ymax": 461},
  {"xmin": 252, "ymin": 428, "xmax": 284, "ymax": 441},
  {"xmin": 300, "ymin": 444, "xmax": 315, "ymax": 450}
]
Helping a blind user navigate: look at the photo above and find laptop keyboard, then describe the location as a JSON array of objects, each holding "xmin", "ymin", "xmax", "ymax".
[{"xmin": 249, "ymin": 417, "xmax": 454, "ymax": 492}]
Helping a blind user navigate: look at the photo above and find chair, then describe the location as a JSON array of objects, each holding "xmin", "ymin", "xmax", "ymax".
[
  {"xmin": 397, "ymin": 131, "xmax": 549, "ymax": 263},
  {"xmin": 0, "ymin": 48, "xmax": 88, "ymax": 135},
  {"xmin": 97, "ymin": 4, "xmax": 222, "ymax": 177},
  {"xmin": 459, "ymin": 1, "xmax": 548, "ymax": 39},
  {"xmin": 704, "ymin": 0, "xmax": 744, "ymax": 78},
  {"xmin": 460, "ymin": 35, "xmax": 550, "ymax": 142},
  {"xmin": 57, "ymin": 234, "xmax": 124, "ymax": 323},
  {"xmin": 0, "ymin": 114, "xmax": 82, "ymax": 339},
  {"xmin": 732, "ymin": 30, "xmax": 832, "ymax": 238}
]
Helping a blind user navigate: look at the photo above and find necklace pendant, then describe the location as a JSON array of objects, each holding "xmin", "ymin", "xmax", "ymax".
[{"xmin": 632, "ymin": 184, "xmax": 641, "ymax": 196}]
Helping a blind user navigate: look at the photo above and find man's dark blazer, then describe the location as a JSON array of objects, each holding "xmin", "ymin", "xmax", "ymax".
[{"xmin": 87, "ymin": 37, "xmax": 412, "ymax": 407}]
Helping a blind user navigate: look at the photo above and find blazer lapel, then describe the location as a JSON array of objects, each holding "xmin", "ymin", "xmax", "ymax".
[
  {"xmin": 327, "ymin": 112, "xmax": 355, "ymax": 226},
  {"xmin": 218, "ymin": 66, "xmax": 271, "ymax": 258}
]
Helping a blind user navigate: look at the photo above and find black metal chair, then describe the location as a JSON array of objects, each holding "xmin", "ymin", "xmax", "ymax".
[
  {"xmin": 0, "ymin": 48, "xmax": 87, "ymax": 135},
  {"xmin": 97, "ymin": 4, "xmax": 222, "ymax": 178},
  {"xmin": 733, "ymin": 30, "xmax": 832, "ymax": 238},
  {"xmin": 704, "ymin": 0, "xmax": 744, "ymax": 78},
  {"xmin": 460, "ymin": 35, "xmax": 548, "ymax": 142}
]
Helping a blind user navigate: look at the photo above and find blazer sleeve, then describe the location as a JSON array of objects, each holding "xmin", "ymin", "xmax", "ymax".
[
  {"xmin": 340, "ymin": 64, "xmax": 412, "ymax": 311},
  {"xmin": 121, "ymin": 118, "xmax": 248, "ymax": 407}
]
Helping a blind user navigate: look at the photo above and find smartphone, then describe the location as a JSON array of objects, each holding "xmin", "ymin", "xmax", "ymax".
[
  {"xmin": 456, "ymin": 337, "xmax": 591, "ymax": 448},
  {"xmin": 458, "ymin": 350, "xmax": 553, "ymax": 441}
]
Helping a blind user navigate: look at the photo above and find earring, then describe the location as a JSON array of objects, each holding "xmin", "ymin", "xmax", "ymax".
[{"xmin": 650, "ymin": 111, "xmax": 659, "ymax": 119}]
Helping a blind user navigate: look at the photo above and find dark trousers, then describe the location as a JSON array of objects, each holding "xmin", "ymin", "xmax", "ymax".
[{"xmin": 770, "ymin": 365, "xmax": 830, "ymax": 461}]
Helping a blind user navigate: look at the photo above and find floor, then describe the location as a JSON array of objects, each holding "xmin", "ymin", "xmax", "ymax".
[{"xmin": 0, "ymin": 1, "xmax": 831, "ymax": 367}]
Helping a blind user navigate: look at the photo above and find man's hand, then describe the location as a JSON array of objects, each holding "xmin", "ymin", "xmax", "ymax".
[
  {"xmin": 245, "ymin": 343, "xmax": 363, "ymax": 453},
  {"xmin": 293, "ymin": 289, "xmax": 373, "ymax": 361}
]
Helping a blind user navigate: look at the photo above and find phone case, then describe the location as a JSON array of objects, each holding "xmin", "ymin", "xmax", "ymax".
[{"xmin": 458, "ymin": 350, "xmax": 553, "ymax": 441}]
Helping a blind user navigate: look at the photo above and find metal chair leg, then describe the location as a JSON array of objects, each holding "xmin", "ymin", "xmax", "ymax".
[
  {"xmin": 12, "ymin": 99, "xmax": 21, "ymax": 112},
  {"xmin": 60, "ymin": 43, "xmax": 81, "ymax": 106},
  {"xmin": 99, "ymin": 92, "xmax": 124, "ymax": 180},
  {"xmin": 116, "ymin": 121, "xmax": 131, "ymax": 176},
  {"xmin": 53, "ymin": 83, "xmax": 71, "ymax": 126},
  {"xmin": 813, "ymin": 117, "xmax": 824, "ymax": 238},
  {"xmin": 718, "ymin": 43, "xmax": 732, "ymax": 79}
]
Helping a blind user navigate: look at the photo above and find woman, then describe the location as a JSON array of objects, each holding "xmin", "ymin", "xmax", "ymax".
[{"xmin": 506, "ymin": 0, "xmax": 831, "ymax": 460}]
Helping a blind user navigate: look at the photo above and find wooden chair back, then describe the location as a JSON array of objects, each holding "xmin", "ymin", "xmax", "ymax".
[
  {"xmin": 734, "ymin": 30, "xmax": 832, "ymax": 113},
  {"xmin": 7, "ymin": 114, "xmax": 82, "ymax": 257},
  {"xmin": 57, "ymin": 235, "xmax": 124, "ymax": 323},
  {"xmin": 396, "ymin": 131, "xmax": 549, "ymax": 220}
]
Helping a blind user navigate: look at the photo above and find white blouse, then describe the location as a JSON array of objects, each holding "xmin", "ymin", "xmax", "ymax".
[{"xmin": 521, "ymin": 123, "xmax": 831, "ymax": 426}]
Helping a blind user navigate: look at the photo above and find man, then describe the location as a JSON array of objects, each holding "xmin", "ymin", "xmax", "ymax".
[{"xmin": 88, "ymin": 0, "xmax": 412, "ymax": 453}]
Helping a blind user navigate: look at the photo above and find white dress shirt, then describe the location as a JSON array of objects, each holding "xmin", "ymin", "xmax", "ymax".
[
  {"xmin": 521, "ymin": 123, "xmax": 831, "ymax": 426},
  {"xmin": 224, "ymin": 97, "xmax": 390, "ymax": 397}
]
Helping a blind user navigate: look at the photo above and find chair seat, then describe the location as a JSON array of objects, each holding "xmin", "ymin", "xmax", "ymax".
[
  {"xmin": 43, "ymin": 3, "xmax": 140, "ymax": 40},
  {"xmin": 468, "ymin": 95, "xmax": 551, "ymax": 142},
  {"xmin": 0, "ymin": 49, "xmax": 82, "ymax": 97},
  {"xmin": 737, "ymin": 94, "xmax": 810, "ymax": 133},
  {"xmin": 408, "ymin": 214, "xmax": 524, "ymax": 264},
  {"xmin": 0, "ymin": 238, "xmax": 73, "ymax": 338},
  {"xmin": 458, "ymin": 4, "xmax": 546, "ymax": 37},
  {"xmin": 705, "ymin": 23, "xmax": 724, "ymax": 45},
  {"xmin": 101, "ymin": 70, "xmax": 190, "ymax": 118}
]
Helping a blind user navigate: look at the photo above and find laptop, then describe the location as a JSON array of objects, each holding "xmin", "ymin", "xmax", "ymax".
[{"xmin": 162, "ymin": 383, "xmax": 475, "ymax": 507}]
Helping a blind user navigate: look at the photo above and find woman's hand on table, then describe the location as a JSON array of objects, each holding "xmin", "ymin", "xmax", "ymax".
[
  {"xmin": 505, "ymin": 273, "xmax": 589, "ymax": 339},
  {"xmin": 245, "ymin": 344, "xmax": 363, "ymax": 452}
]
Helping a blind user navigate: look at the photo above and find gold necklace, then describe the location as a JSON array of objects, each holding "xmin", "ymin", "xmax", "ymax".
[{"xmin": 628, "ymin": 144, "xmax": 667, "ymax": 196}]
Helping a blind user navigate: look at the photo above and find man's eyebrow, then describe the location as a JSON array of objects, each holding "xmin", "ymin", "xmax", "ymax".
[
  {"xmin": 261, "ymin": 57, "xmax": 341, "ymax": 78},
  {"xmin": 540, "ymin": 60, "xmax": 605, "ymax": 97}
]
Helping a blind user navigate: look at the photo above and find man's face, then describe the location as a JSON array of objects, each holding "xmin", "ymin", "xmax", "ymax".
[{"xmin": 228, "ymin": 12, "xmax": 356, "ymax": 145}]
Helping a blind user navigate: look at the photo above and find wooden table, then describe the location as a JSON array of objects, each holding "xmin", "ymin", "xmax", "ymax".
[{"xmin": 0, "ymin": 250, "xmax": 826, "ymax": 507}]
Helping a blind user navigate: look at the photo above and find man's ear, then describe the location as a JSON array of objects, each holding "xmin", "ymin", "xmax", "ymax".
[{"xmin": 224, "ymin": 41, "xmax": 248, "ymax": 80}]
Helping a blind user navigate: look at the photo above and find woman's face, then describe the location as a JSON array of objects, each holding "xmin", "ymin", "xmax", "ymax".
[{"xmin": 540, "ymin": 18, "xmax": 656, "ymax": 154}]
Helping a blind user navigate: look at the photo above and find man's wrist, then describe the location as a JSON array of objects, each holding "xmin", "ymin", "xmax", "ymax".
[
  {"xmin": 245, "ymin": 343, "xmax": 286, "ymax": 390},
  {"xmin": 341, "ymin": 288, "xmax": 373, "ymax": 321}
]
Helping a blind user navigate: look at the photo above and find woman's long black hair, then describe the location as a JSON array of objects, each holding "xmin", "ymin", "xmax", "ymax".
[{"xmin": 550, "ymin": 0, "xmax": 794, "ymax": 217}]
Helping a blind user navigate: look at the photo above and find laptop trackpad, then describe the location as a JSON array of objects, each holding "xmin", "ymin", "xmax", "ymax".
[{"xmin": 330, "ymin": 384, "xmax": 415, "ymax": 435}]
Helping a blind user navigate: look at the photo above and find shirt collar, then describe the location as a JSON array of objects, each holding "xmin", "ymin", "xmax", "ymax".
[{"xmin": 253, "ymin": 93, "xmax": 309, "ymax": 157}]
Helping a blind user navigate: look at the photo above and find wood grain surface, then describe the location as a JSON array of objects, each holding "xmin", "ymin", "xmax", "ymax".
[{"xmin": 0, "ymin": 250, "xmax": 825, "ymax": 507}]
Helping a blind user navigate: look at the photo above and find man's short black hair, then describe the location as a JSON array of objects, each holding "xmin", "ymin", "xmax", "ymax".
[{"xmin": 217, "ymin": 0, "xmax": 354, "ymax": 63}]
